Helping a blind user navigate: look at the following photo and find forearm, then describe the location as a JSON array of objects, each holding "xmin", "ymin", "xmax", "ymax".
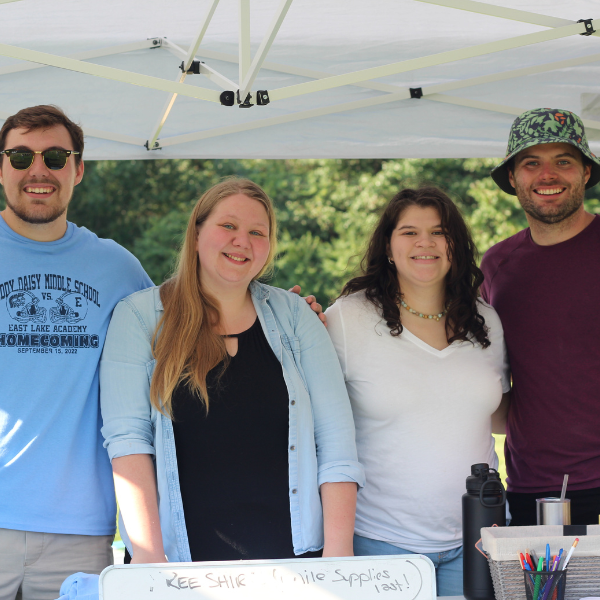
[
  {"xmin": 112, "ymin": 454, "xmax": 166, "ymax": 564},
  {"xmin": 491, "ymin": 391, "xmax": 511, "ymax": 435},
  {"xmin": 321, "ymin": 482, "xmax": 357, "ymax": 557}
]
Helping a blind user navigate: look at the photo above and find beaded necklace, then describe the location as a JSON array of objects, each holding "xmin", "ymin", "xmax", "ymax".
[{"xmin": 400, "ymin": 298, "xmax": 447, "ymax": 322}]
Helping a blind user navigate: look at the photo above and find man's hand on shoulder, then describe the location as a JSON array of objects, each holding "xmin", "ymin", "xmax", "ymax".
[{"xmin": 289, "ymin": 285, "xmax": 327, "ymax": 326}]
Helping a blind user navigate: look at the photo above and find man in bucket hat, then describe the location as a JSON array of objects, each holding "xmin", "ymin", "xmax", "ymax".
[{"xmin": 481, "ymin": 108, "xmax": 600, "ymax": 525}]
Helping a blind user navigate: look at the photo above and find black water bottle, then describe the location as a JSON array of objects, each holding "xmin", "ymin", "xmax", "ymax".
[{"xmin": 462, "ymin": 463, "xmax": 506, "ymax": 600}]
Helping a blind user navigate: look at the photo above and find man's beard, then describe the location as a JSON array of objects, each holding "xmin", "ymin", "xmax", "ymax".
[
  {"xmin": 2, "ymin": 185, "xmax": 68, "ymax": 225},
  {"xmin": 514, "ymin": 177, "xmax": 586, "ymax": 225}
]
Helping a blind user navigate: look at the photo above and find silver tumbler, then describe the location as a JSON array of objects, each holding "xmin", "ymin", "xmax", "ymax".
[{"xmin": 536, "ymin": 497, "xmax": 571, "ymax": 525}]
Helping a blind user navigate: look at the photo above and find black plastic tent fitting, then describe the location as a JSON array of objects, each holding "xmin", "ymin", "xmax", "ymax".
[
  {"xmin": 144, "ymin": 140, "xmax": 161, "ymax": 151},
  {"xmin": 237, "ymin": 91, "xmax": 254, "ymax": 108},
  {"xmin": 256, "ymin": 91, "xmax": 270, "ymax": 105},
  {"xmin": 179, "ymin": 60, "xmax": 202, "ymax": 74},
  {"xmin": 220, "ymin": 91, "xmax": 235, "ymax": 106},
  {"xmin": 578, "ymin": 19, "xmax": 596, "ymax": 36},
  {"xmin": 410, "ymin": 87, "xmax": 423, "ymax": 99}
]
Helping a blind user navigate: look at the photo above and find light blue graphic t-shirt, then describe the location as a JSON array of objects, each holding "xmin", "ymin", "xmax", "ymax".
[{"xmin": 0, "ymin": 216, "xmax": 153, "ymax": 535}]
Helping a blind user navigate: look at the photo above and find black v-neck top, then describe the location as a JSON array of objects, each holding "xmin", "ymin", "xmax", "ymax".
[{"xmin": 171, "ymin": 317, "xmax": 299, "ymax": 561}]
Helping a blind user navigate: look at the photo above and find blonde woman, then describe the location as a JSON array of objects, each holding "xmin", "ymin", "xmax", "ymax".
[{"xmin": 100, "ymin": 179, "xmax": 363, "ymax": 564}]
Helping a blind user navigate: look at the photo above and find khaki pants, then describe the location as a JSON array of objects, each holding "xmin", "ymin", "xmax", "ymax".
[{"xmin": 0, "ymin": 528, "xmax": 113, "ymax": 600}]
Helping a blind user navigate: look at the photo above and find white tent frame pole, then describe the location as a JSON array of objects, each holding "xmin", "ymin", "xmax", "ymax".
[
  {"xmin": 0, "ymin": 42, "xmax": 222, "ymax": 102},
  {"xmin": 5, "ymin": 48, "xmax": 588, "ymax": 148},
  {"xmin": 238, "ymin": 0, "xmax": 294, "ymax": 99},
  {"xmin": 157, "ymin": 51, "xmax": 600, "ymax": 148},
  {"xmin": 424, "ymin": 52, "xmax": 600, "ymax": 95},
  {"xmin": 163, "ymin": 41, "xmax": 401, "ymax": 94},
  {"xmin": 164, "ymin": 44, "xmax": 600, "ymax": 98},
  {"xmin": 0, "ymin": 110, "xmax": 146, "ymax": 146},
  {"xmin": 161, "ymin": 39, "xmax": 189, "ymax": 58},
  {"xmin": 162, "ymin": 40, "xmax": 238, "ymax": 89},
  {"xmin": 158, "ymin": 91, "xmax": 411, "ymax": 147},
  {"xmin": 416, "ymin": 0, "xmax": 600, "ymax": 38},
  {"xmin": 146, "ymin": 82, "xmax": 182, "ymax": 149},
  {"xmin": 183, "ymin": 0, "xmax": 221, "ymax": 67},
  {"xmin": 146, "ymin": 0, "xmax": 221, "ymax": 149},
  {"xmin": 100, "ymin": 50, "xmax": 600, "ymax": 146},
  {"xmin": 416, "ymin": 0, "xmax": 571, "ymax": 28},
  {"xmin": 159, "ymin": 91, "xmax": 600, "ymax": 149},
  {"xmin": 0, "ymin": 40, "xmax": 162, "ymax": 77},
  {"xmin": 199, "ymin": 63, "xmax": 238, "ymax": 90},
  {"xmin": 268, "ymin": 20, "xmax": 597, "ymax": 101},
  {"xmin": 239, "ymin": 0, "xmax": 251, "ymax": 85},
  {"xmin": 78, "ymin": 127, "xmax": 148, "ymax": 146},
  {"xmin": 426, "ymin": 94, "xmax": 600, "ymax": 131},
  {"xmin": 0, "ymin": 15, "xmax": 590, "ymax": 113}
]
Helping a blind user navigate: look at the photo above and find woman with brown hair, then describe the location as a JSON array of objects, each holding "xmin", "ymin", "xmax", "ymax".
[
  {"xmin": 325, "ymin": 187, "xmax": 510, "ymax": 595},
  {"xmin": 100, "ymin": 178, "xmax": 363, "ymax": 564}
]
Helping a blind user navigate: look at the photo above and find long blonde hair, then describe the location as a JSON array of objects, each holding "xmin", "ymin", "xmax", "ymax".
[{"xmin": 150, "ymin": 178, "xmax": 277, "ymax": 417}]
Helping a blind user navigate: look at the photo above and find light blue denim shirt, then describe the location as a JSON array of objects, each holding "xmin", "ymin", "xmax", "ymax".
[{"xmin": 100, "ymin": 282, "xmax": 364, "ymax": 561}]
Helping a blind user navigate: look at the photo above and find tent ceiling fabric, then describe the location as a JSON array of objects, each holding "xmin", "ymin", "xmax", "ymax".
[{"xmin": 0, "ymin": 0, "xmax": 599, "ymax": 160}]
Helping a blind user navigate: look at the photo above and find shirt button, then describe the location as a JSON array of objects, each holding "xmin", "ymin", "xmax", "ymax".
[
  {"xmin": 291, "ymin": 400, "xmax": 296, "ymax": 405},
  {"xmin": 290, "ymin": 445, "xmax": 296, "ymax": 451},
  {"xmin": 292, "ymin": 488, "xmax": 297, "ymax": 494}
]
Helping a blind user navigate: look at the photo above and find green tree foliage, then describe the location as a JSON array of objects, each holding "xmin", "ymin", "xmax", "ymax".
[{"xmin": 3, "ymin": 158, "xmax": 598, "ymax": 303}]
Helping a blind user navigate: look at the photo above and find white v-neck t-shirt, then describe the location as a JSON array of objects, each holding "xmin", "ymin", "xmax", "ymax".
[{"xmin": 326, "ymin": 292, "xmax": 510, "ymax": 552}]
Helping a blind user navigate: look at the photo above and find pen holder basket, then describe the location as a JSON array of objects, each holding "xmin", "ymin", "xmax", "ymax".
[
  {"xmin": 523, "ymin": 570, "xmax": 566, "ymax": 600},
  {"xmin": 481, "ymin": 525, "xmax": 600, "ymax": 600}
]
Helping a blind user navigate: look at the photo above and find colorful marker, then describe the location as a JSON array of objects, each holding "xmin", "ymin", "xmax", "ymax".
[
  {"xmin": 555, "ymin": 549, "xmax": 563, "ymax": 570},
  {"xmin": 532, "ymin": 557, "xmax": 543, "ymax": 600}
]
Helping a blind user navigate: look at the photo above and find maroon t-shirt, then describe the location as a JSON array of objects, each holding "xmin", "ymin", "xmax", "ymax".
[{"xmin": 480, "ymin": 215, "xmax": 600, "ymax": 493}]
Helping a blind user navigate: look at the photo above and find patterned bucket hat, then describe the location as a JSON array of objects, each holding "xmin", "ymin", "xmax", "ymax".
[{"xmin": 491, "ymin": 108, "xmax": 600, "ymax": 195}]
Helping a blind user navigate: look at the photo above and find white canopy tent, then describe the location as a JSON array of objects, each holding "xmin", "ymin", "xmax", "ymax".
[{"xmin": 0, "ymin": 0, "xmax": 599, "ymax": 160}]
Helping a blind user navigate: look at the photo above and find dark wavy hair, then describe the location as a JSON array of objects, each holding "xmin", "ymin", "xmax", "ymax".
[{"xmin": 340, "ymin": 186, "xmax": 490, "ymax": 348}]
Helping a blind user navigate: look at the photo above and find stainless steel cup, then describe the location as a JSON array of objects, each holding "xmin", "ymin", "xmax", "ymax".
[{"xmin": 536, "ymin": 497, "xmax": 571, "ymax": 525}]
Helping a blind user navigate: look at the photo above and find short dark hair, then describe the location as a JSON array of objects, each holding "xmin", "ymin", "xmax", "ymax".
[
  {"xmin": 0, "ymin": 105, "xmax": 84, "ymax": 166},
  {"xmin": 340, "ymin": 186, "xmax": 490, "ymax": 348}
]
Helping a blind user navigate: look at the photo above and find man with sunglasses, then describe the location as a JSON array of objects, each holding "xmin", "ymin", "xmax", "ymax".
[{"xmin": 0, "ymin": 105, "xmax": 153, "ymax": 600}]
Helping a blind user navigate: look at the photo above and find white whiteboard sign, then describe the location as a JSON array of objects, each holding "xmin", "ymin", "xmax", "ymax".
[{"xmin": 99, "ymin": 555, "xmax": 435, "ymax": 600}]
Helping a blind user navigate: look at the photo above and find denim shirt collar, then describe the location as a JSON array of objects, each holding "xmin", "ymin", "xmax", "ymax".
[
  {"xmin": 250, "ymin": 280, "xmax": 270, "ymax": 301},
  {"xmin": 154, "ymin": 280, "xmax": 269, "ymax": 313}
]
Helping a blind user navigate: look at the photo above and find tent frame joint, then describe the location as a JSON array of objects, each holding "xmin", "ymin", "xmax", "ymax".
[
  {"xmin": 578, "ymin": 19, "xmax": 596, "ymax": 36},
  {"xmin": 144, "ymin": 139, "xmax": 162, "ymax": 151},
  {"xmin": 237, "ymin": 90, "xmax": 254, "ymax": 108},
  {"xmin": 179, "ymin": 59, "xmax": 203, "ymax": 74},
  {"xmin": 148, "ymin": 37, "xmax": 163, "ymax": 48},
  {"xmin": 410, "ymin": 87, "xmax": 423, "ymax": 99}
]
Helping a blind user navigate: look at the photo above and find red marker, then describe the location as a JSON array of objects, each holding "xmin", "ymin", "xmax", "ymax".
[
  {"xmin": 519, "ymin": 553, "xmax": 526, "ymax": 569},
  {"xmin": 525, "ymin": 553, "xmax": 535, "ymax": 570}
]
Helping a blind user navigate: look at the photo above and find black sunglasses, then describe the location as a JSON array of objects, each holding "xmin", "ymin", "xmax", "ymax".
[{"xmin": 1, "ymin": 148, "xmax": 80, "ymax": 171}]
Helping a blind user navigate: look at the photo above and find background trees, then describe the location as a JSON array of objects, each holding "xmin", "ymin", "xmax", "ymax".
[
  {"xmin": 53, "ymin": 157, "xmax": 599, "ymax": 304},
  {"xmin": 3, "ymin": 157, "xmax": 597, "ymax": 303}
]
